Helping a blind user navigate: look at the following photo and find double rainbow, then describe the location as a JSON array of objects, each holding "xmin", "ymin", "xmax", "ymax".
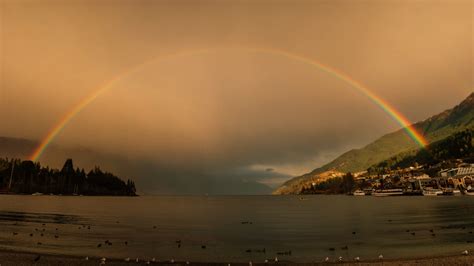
[{"xmin": 29, "ymin": 47, "xmax": 427, "ymax": 161}]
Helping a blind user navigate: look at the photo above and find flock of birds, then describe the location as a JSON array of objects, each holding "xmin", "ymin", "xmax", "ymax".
[{"xmin": 3, "ymin": 219, "xmax": 473, "ymax": 265}]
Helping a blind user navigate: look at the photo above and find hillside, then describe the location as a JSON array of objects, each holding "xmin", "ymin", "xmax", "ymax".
[
  {"xmin": 372, "ymin": 129, "xmax": 473, "ymax": 172},
  {"xmin": 274, "ymin": 92, "xmax": 474, "ymax": 195}
]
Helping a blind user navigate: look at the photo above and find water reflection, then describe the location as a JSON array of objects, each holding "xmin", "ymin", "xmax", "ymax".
[
  {"xmin": 0, "ymin": 195, "xmax": 472, "ymax": 262},
  {"xmin": 0, "ymin": 211, "xmax": 83, "ymax": 224}
]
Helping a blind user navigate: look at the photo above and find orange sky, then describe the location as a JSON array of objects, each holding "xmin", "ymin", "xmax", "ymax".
[{"xmin": 0, "ymin": 0, "xmax": 472, "ymax": 192}]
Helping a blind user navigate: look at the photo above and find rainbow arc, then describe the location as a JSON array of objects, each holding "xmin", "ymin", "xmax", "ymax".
[{"xmin": 29, "ymin": 47, "xmax": 427, "ymax": 161}]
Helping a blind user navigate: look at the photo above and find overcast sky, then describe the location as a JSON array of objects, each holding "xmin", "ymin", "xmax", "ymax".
[{"xmin": 0, "ymin": 0, "xmax": 472, "ymax": 193}]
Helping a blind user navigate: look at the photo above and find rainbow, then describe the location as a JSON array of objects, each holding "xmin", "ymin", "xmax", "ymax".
[{"xmin": 29, "ymin": 47, "xmax": 427, "ymax": 161}]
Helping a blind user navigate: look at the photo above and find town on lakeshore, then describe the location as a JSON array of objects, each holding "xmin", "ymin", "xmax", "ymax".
[
  {"xmin": 327, "ymin": 162, "xmax": 473, "ymax": 197},
  {"xmin": 300, "ymin": 160, "xmax": 474, "ymax": 197},
  {"xmin": 300, "ymin": 129, "xmax": 474, "ymax": 197}
]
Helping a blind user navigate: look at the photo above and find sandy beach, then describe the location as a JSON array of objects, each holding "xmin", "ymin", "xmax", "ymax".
[{"xmin": 0, "ymin": 250, "xmax": 472, "ymax": 266}]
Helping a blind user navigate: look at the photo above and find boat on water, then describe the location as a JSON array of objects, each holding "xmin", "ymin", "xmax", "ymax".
[
  {"xmin": 352, "ymin": 190, "xmax": 365, "ymax": 196},
  {"xmin": 422, "ymin": 188, "xmax": 443, "ymax": 196},
  {"xmin": 373, "ymin": 189, "xmax": 403, "ymax": 197},
  {"xmin": 402, "ymin": 189, "xmax": 423, "ymax": 196},
  {"xmin": 363, "ymin": 188, "xmax": 375, "ymax": 195},
  {"xmin": 441, "ymin": 188, "xmax": 461, "ymax": 196},
  {"xmin": 465, "ymin": 186, "xmax": 474, "ymax": 196}
]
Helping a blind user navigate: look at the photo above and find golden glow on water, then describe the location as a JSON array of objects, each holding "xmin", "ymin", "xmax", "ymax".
[{"xmin": 0, "ymin": 195, "xmax": 472, "ymax": 261}]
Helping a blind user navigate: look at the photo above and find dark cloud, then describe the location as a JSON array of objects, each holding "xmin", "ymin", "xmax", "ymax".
[{"xmin": 0, "ymin": 0, "xmax": 471, "ymax": 194}]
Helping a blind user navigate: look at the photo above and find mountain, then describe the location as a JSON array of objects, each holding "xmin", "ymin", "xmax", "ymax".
[
  {"xmin": 0, "ymin": 137, "xmax": 273, "ymax": 195},
  {"xmin": 274, "ymin": 92, "xmax": 474, "ymax": 195},
  {"xmin": 373, "ymin": 129, "xmax": 473, "ymax": 172},
  {"xmin": 0, "ymin": 137, "xmax": 37, "ymax": 159}
]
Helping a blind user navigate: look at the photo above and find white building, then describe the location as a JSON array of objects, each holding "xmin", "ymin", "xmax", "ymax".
[{"xmin": 439, "ymin": 164, "xmax": 474, "ymax": 177}]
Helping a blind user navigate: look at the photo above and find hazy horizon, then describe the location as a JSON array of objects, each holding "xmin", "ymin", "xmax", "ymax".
[{"xmin": 0, "ymin": 0, "xmax": 472, "ymax": 194}]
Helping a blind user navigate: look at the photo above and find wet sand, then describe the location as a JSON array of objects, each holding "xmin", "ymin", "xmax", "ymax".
[{"xmin": 0, "ymin": 250, "xmax": 472, "ymax": 266}]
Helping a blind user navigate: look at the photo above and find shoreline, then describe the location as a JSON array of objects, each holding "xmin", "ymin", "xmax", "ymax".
[
  {"xmin": 0, "ymin": 249, "xmax": 472, "ymax": 265},
  {"xmin": 0, "ymin": 193, "xmax": 138, "ymax": 197}
]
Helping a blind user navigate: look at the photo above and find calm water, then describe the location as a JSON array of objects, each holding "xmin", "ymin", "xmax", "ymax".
[{"xmin": 0, "ymin": 195, "xmax": 473, "ymax": 262}]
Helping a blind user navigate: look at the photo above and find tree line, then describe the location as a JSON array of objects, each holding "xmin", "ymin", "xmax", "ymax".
[
  {"xmin": 300, "ymin": 173, "xmax": 355, "ymax": 194},
  {"xmin": 369, "ymin": 129, "xmax": 473, "ymax": 174},
  {"xmin": 0, "ymin": 158, "xmax": 136, "ymax": 196}
]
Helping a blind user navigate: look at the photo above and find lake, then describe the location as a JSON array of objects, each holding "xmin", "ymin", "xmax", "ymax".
[{"xmin": 0, "ymin": 195, "xmax": 473, "ymax": 262}]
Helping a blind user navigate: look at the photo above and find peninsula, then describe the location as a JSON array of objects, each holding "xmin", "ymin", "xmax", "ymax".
[{"xmin": 0, "ymin": 158, "xmax": 137, "ymax": 196}]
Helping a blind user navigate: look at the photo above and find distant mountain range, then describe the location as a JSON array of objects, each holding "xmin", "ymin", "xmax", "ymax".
[
  {"xmin": 2, "ymin": 93, "xmax": 472, "ymax": 196},
  {"xmin": 274, "ymin": 92, "xmax": 474, "ymax": 195},
  {"xmin": 0, "ymin": 137, "xmax": 273, "ymax": 195}
]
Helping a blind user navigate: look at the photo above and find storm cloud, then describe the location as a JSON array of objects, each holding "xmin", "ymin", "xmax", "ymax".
[{"xmin": 0, "ymin": 0, "xmax": 472, "ymax": 194}]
